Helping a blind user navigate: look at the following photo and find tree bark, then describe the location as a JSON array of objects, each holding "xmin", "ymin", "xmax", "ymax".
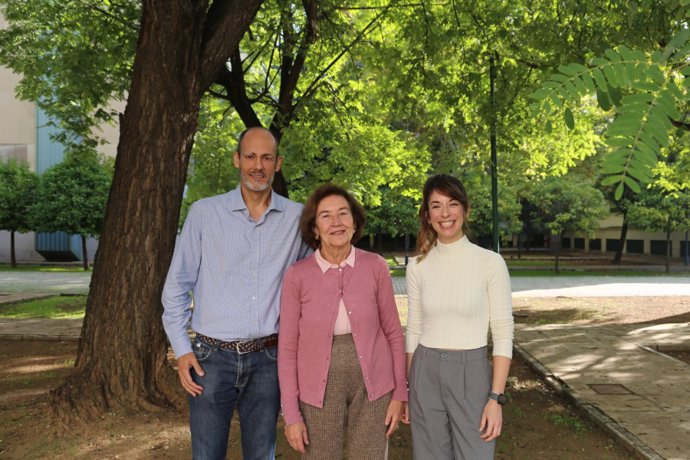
[
  {"xmin": 52, "ymin": 0, "xmax": 263, "ymax": 424},
  {"xmin": 81, "ymin": 235, "xmax": 88, "ymax": 271}
]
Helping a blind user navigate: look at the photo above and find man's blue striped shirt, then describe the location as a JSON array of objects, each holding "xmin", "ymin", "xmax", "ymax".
[{"xmin": 162, "ymin": 187, "xmax": 310, "ymax": 357}]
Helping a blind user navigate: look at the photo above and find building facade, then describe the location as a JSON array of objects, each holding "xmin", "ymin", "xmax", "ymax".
[{"xmin": 0, "ymin": 14, "xmax": 121, "ymax": 264}]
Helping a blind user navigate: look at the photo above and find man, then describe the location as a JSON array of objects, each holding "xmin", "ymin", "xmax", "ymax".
[{"xmin": 162, "ymin": 126, "xmax": 310, "ymax": 459}]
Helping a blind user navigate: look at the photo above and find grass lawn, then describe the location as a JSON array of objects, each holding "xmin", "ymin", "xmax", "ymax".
[
  {"xmin": 0, "ymin": 264, "xmax": 87, "ymax": 272},
  {"xmin": 0, "ymin": 295, "xmax": 86, "ymax": 319}
]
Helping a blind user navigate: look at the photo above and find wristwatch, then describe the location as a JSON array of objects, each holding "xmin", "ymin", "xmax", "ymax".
[{"xmin": 488, "ymin": 392, "xmax": 508, "ymax": 405}]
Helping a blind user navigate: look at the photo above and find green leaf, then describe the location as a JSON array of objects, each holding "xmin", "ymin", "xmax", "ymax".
[
  {"xmin": 621, "ymin": 93, "xmax": 653, "ymax": 105},
  {"xmin": 558, "ymin": 64, "xmax": 578, "ymax": 76},
  {"xmin": 656, "ymin": 97, "xmax": 682, "ymax": 121},
  {"xmin": 601, "ymin": 175, "xmax": 622, "ymax": 186},
  {"xmin": 605, "ymin": 136, "xmax": 631, "ymax": 147},
  {"xmin": 591, "ymin": 68, "xmax": 609, "ymax": 91},
  {"xmin": 572, "ymin": 76, "xmax": 588, "ymax": 94},
  {"xmin": 581, "ymin": 73, "xmax": 596, "ymax": 92},
  {"xmin": 623, "ymin": 175, "xmax": 642, "ymax": 193},
  {"xmin": 630, "ymin": 80, "xmax": 660, "ymax": 91},
  {"xmin": 651, "ymin": 51, "xmax": 665, "ymax": 64},
  {"xmin": 614, "ymin": 182, "xmax": 624, "ymax": 200},
  {"xmin": 626, "ymin": 165, "xmax": 650, "ymax": 183},
  {"xmin": 602, "ymin": 65, "xmax": 619, "ymax": 88},
  {"xmin": 596, "ymin": 88, "xmax": 611, "ymax": 110},
  {"xmin": 564, "ymin": 108, "xmax": 575, "ymax": 130},
  {"xmin": 604, "ymin": 49, "xmax": 621, "ymax": 62},
  {"xmin": 545, "ymin": 120, "xmax": 553, "ymax": 134},
  {"xmin": 608, "ymin": 85, "xmax": 623, "ymax": 106},
  {"xmin": 563, "ymin": 80, "xmax": 580, "ymax": 98},
  {"xmin": 549, "ymin": 93, "xmax": 562, "ymax": 109}
]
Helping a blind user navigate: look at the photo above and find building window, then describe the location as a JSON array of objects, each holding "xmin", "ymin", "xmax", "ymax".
[
  {"xmin": 561, "ymin": 237, "xmax": 571, "ymax": 249},
  {"xmin": 589, "ymin": 238, "xmax": 602, "ymax": 251},
  {"xmin": 574, "ymin": 238, "xmax": 585, "ymax": 249},
  {"xmin": 626, "ymin": 239, "xmax": 644, "ymax": 254},
  {"xmin": 606, "ymin": 239, "xmax": 620, "ymax": 252},
  {"xmin": 650, "ymin": 240, "xmax": 671, "ymax": 256}
]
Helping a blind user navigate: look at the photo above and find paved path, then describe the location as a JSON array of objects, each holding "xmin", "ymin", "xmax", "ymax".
[
  {"xmin": 2, "ymin": 271, "xmax": 690, "ymax": 458},
  {"xmin": 0, "ymin": 271, "xmax": 90, "ymax": 294}
]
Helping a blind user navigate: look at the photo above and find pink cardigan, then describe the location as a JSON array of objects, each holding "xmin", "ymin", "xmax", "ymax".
[{"xmin": 278, "ymin": 248, "xmax": 407, "ymax": 425}]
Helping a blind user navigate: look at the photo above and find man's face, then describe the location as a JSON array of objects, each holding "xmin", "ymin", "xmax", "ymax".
[{"xmin": 233, "ymin": 129, "xmax": 282, "ymax": 192}]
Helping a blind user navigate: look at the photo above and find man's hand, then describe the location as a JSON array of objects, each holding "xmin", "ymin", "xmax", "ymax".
[
  {"xmin": 285, "ymin": 422, "xmax": 309, "ymax": 453},
  {"xmin": 176, "ymin": 352, "xmax": 204, "ymax": 396}
]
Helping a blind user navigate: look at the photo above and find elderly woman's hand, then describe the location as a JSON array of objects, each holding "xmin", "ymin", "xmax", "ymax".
[
  {"xmin": 285, "ymin": 422, "xmax": 309, "ymax": 453},
  {"xmin": 385, "ymin": 400, "xmax": 405, "ymax": 438}
]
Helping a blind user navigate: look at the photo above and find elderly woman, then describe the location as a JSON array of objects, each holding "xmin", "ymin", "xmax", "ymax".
[{"xmin": 278, "ymin": 184, "xmax": 407, "ymax": 459}]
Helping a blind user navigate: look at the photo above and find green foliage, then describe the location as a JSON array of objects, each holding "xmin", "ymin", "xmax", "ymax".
[
  {"xmin": 526, "ymin": 175, "xmax": 609, "ymax": 237},
  {"xmin": 532, "ymin": 18, "xmax": 690, "ymax": 198},
  {"xmin": 365, "ymin": 188, "xmax": 419, "ymax": 238},
  {"xmin": 0, "ymin": 158, "xmax": 38, "ymax": 233},
  {"xmin": 279, "ymin": 111, "xmax": 430, "ymax": 208},
  {"xmin": 627, "ymin": 186, "xmax": 690, "ymax": 234},
  {"xmin": 181, "ymin": 99, "xmax": 244, "ymax": 225},
  {"xmin": 0, "ymin": 0, "xmax": 138, "ymax": 148},
  {"xmin": 31, "ymin": 150, "xmax": 112, "ymax": 238}
]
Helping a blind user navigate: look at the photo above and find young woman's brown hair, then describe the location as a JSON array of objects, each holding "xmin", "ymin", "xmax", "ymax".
[{"xmin": 415, "ymin": 174, "xmax": 471, "ymax": 262}]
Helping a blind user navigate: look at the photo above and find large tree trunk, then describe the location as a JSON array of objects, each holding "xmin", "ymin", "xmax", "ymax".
[
  {"xmin": 52, "ymin": 0, "xmax": 263, "ymax": 424},
  {"xmin": 10, "ymin": 229, "xmax": 16, "ymax": 268}
]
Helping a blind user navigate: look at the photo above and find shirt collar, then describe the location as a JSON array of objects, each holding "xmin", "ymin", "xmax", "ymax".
[
  {"xmin": 315, "ymin": 246, "xmax": 356, "ymax": 273},
  {"xmin": 228, "ymin": 186, "xmax": 284, "ymax": 213}
]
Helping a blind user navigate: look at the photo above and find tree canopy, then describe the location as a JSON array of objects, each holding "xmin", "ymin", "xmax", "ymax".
[
  {"xmin": 31, "ymin": 151, "xmax": 112, "ymax": 270},
  {"xmin": 0, "ymin": 158, "xmax": 38, "ymax": 267}
]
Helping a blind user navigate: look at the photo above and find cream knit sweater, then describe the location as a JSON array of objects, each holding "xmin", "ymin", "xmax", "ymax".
[{"xmin": 405, "ymin": 235, "xmax": 514, "ymax": 358}]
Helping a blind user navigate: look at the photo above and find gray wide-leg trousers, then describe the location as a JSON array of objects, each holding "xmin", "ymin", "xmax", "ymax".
[{"xmin": 409, "ymin": 345, "xmax": 495, "ymax": 460}]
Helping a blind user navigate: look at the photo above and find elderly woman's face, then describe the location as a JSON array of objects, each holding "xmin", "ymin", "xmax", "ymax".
[{"xmin": 314, "ymin": 194, "xmax": 355, "ymax": 251}]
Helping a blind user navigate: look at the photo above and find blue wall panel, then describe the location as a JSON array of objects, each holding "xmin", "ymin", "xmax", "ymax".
[{"xmin": 35, "ymin": 108, "xmax": 81, "ymax": 261}]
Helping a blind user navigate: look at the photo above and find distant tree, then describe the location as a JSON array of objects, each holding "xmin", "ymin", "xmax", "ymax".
[
  {"xmin": 627, "ymin": 187, "xmax": 690, "ymax": 274},
  {"xmin": 31, "ymin": 151, "xmax": 112, "ymax": 270},
  {"xmin": 0, "ymin": 159, "xmax": 39, "ymax": 267},
  {"xmin": 365, "ymin": 187, "xmax": 419, "ymax": 254},
  {"xmin": 527, "ymin": 175, "xmax": 609, "ymax": 273}
]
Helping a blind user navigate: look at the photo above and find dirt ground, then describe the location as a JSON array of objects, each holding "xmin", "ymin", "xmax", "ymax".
[{"xmin": 1, "ymin": 296, "xmax": 688, "ymax": 459}]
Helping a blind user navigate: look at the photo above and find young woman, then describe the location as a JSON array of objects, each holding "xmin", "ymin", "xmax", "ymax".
[{"xmin": 405, "ymin": 174, "xmax": 514, "ymax": 459}]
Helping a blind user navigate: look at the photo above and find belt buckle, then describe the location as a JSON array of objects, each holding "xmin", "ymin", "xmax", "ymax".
[{"xmin": 235, "ymin": 339, "xmax": 255, "ymax": 355}]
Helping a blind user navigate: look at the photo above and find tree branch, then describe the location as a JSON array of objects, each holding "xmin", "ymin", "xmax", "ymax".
[{"xmin": 199, "ymin": 0, "xmax": 264, "ymax": 94}]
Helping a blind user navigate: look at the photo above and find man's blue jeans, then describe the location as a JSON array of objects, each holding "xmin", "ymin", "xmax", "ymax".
[{"xmin": 189, "ymin": 336, "xmax": 280, "ymax": 460}]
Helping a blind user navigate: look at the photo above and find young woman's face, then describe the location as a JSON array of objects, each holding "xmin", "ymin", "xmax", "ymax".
[{"xmin": 427, "ymin": 190, "xmax": 467, "ymax": 244}]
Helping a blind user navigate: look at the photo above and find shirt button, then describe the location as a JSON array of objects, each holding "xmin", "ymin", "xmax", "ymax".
[
  {"xmin": 348, "ymin": 311, "xmax": 352, "ymax": 315},
  {"xmin": 339, "ymin": 268, "xmax": 342, "ymax": 272},
  {"xmin": 251, "ymin": 296, "xmax": 256, "ymax": 300}
]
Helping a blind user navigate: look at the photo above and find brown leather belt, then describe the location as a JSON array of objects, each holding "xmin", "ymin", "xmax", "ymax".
[{"xmin": 196, "ymin": 333, "xmax": 278, "ymax": 354}]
